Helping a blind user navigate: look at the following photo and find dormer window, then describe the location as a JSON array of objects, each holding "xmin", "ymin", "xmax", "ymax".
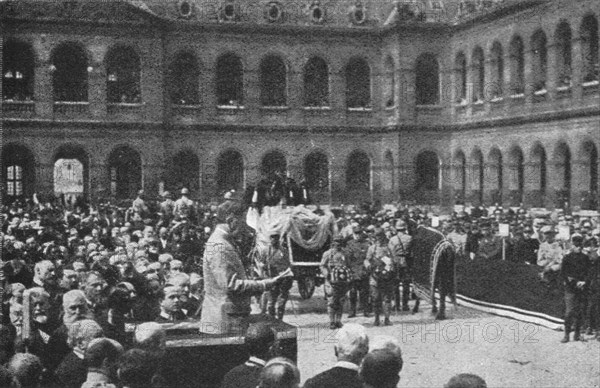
[{"xmin": 178, "ymin": 0, "xmax": 193, "ymax": 18}]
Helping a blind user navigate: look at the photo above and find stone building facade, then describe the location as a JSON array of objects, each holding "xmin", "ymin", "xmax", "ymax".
[{"xmin": 2, "ymin": 0, "xmax": 599, "ymax": 209}]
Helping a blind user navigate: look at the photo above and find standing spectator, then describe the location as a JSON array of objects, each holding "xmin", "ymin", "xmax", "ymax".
[
  {"xmin": 511, "ymin": 226, "xmax": 539, "ymax": 265},
  {"xmin": 537, "ymin": 226, "xmax": 564, "ymax": 287},
  {"xmin": 561, "ymin": 235, "xmax": 591, "ymax": 343},
  {"xmin": 174, "ymin": 188, "xmax": 195, "ymax": 222},
  {"xmin": 320, "ymin": 236, "xmax": 350, "ymax": 329},
  {"xmin": 221, "ymin": 322, "xmax": 276, "ymax": 388},
  {"xmin": 388, "ymin": 220, "xmax": 413, "ymax": 312},
  {"xmin": 465, "ymin": 223, "xmax": 481, "ymax": 260},
  {"xmin": 55, "ymin": 319, "xmax": 104, "ymax": 388},
  {"xmin": 81, "ymin": 338, "xmax": 123, "ymax": 388},
  {"xmin": 475, "ymin": 224, "xmax": 502, "ymax": 260},
  {"xmin": 303, "ymin": 323, "xmax": 368, "ymax": 388},
  {"xmin": 345, "ymin": 225, "xmax": 371, "ymax": 318},
  {"xmin": 365, "ymin": 229, "xmax": 395, "ymax": 327},
  {"xmin": 7, "ymin": 353, "xmax": 43, "ymax": 388},
  {"xmin": 261, "ymin": 233, "xmax": 293, "ymax": 320}
]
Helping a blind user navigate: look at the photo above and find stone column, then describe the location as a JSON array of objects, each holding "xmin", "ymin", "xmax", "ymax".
[
  {"xmin": 330, "ymin": 162, "xmax": 345, "ymax": 205},
  {"xmin": 571, "ymin": 37, "xmax": 584, "ymax": 101},
  {"xmin": 88, "ymin": 60, "xmax": 106, "ymax": 119},
  {"xmin": 572, "ymin": 159, "xmax": 590, "ymax": 209},
  {"xmin": 398, "ymin": 67, "xmax": 415, "ymax": 120},
  {"xmin": 440, "ymin": 162, "xmax": 453, "ymax": 207},
  {"xmin": 546, "ymin": 43, "xmax": 558, "ymax": 101},
  {"xmin": 34, "ymin": 60, "xmax": 53, "ymax": 119},
  {"xmin": 524, "ymin": 49, "xmax": 535, "ymax": 105},
  {"xmin": 483, "ymin": 162, "xmax": 501, "ymax": 206}
]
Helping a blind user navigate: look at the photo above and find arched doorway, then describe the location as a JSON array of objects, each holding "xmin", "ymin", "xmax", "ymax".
[
  {"xmin": 2, "ymin": 144, "xmax": 35, "ymax": 201},
  {"xmin": 508, "ymin": 146, "xmax": 524, "ymax": 206},
  {"xmin": 553, "ymin": 142, "xmax": 571, "ymax": 209},
  {"xmin": 53, "ymin": 144, "xmax": 89, "ymax": 204},
  {"xmin": 452, "ymin": 150, "xmax": 466, "ymax": 204},
  {"xmin": 487, "ymin": 148, "xmax": 503, "ymax": 205},
  {"xmin": 261, "ymin": 150, "xmax": 287, "ymax": 179},
  {"xmin": 382, "ymin": 151, "xmax": 395, "ymax": 201},
  {"xmin": 415, "ymin": 150, "xmax": 440, "ymax": 203},
  {"xmin": 217, "ymin": 150, "xmax": 245, "ymax": 193},
  {"xmin": 580, "ymin": 141, "xmax": 598, "ymax": 210},
  {"xmin": 304, "ymin": 151, "xmax": 329, "ymax": 203},
  {"xmin": 108, "ymin": 146, "xmax": 142, "ymax": 199},
  {"xmin": 469, "ymin": 148, "xmax": 484, "ymax": 206},
  {"xmin": 529, "ymin": 144, "xmax": 547, "ymax": 207},
  {"xmin": 170, "ymin": 150, "xmax": 199, "ymax": 194},
  {"xmin": 346, "ymin": 150, "xmax": 371, "ymax": 203}
]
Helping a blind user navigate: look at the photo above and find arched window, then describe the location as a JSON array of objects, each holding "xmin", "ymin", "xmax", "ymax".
[
  {"xmin": 217, "ymin": 150, "xmax": 245, "ymax": 192},
  {"xmin": 555, "ymin": 21, "xmax": 572, "ymax": 87},
  {"xmin": 580, "ymin": 141, "xmax": 598, "ymax": 209},
  {"xmin": 488, "ymin": 148, "xmax": 503, "ymax": 204},
  {"xmin": 454, "ymin": 52, "xmax": 467, "ymax": 103},
  {"xmin": 170, "ymin": 150, "xmax": 199, "ymax": 193},
  {"xmin": 383, "ymin": 56, "xmax": 395, "ymax": 108},
  {"xmin": 580, "ymin": 14, "xmax": 599, "ymax": 83},
  {"xmin": 303, "ymin": 57, "xmax": 329, "ymax": 107},
  {"xmin": 453, "ymin": 151, "xmax": 466, "ymax": 201},
  {"xmin": 108, "ymin": 146, "xmax": 142, "ymax": 199},
  {"xmin": 345, "ymin": 57, "xmax": 371, "ymax": 108},
  {"xmin": 509, "ymin": 36, "xmax": 525, "ymax": 94},
  {"xmin": 490, "ymin": 42, "xmax": 504, "ymax": 98},
  {"xmin": 509, "ymin": 147, "xmax": 524, "ymax": 205},
  {"xmin": 530, "ymin": 143, "xmax": 547, "ymax": 207},
  {"xmin": 216, "ymin": 54, "xmax": 244, "ymax": 106},
  {"xmin": 554, "ymin": 142, "xmax": 571, "ymax": 207},
  {"xmin": 54, "ymin": 145, "xmax": 89, "ymax": 202},
  {"xmin": 472, "ymin": 47, "xmax": 485, "ymax": 102},
  {"xmin": 531, "ymin": 30, "xmax": 548, "ymax": 92},
  {"xmin": 3, "ymin": 144, "xmax": 35, "ymax": 199},
  {"xmin": 415, "ymin": 53, "xmax": 439, "ymax": 105},
  {"xmin": 2, "ymin": 39, "xmax": 35, "ymax": 101},
  {"xmin": 51, "ymin": 42, "xmax": 88, "ymax": 102},
  {"xmin": 415, "ymin": 151, "xmax": 439, "ymax": 191},
  {"xmin": 260, "ymin": 55, "xmax": 287, "ymax": 107},
  {"xmin": 106, "ymin": 46, "xmax": 141, "ymax": 104},
  {"xmin": 261, "ymin": 151, "xmax": 287, "ymax": 178},
  {"xmin": 346, "ymin": 150, "xmax": 370, "ymax": 189},
  {"xmin": 382, "ymin": 151, "xmax": 395, "ymax": 193},
  {"xmin": 470, "ymin": 149, "xmax": 484, "ymax": 205},
  {"xmin": 169, "ymin": 52, "xmax": 199, "ymax": 105},
  {"xmin": 304, "ymin": 152, "xmax": 329, "ymax": 190}
]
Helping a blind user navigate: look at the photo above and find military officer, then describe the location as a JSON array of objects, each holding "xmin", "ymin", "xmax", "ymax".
[
  {"xmin": 261, "ymin": 232, "xmax": 293, "ymax": 320},
  {"xmin": 388, "ymin": 220, "xmax": 413, "ymax": 312},
  {"xmin": 365, "ymin": 228, "xmax": 395, "ymax": 326},
  {"xmin": 344, "ymin": 225, "xmax": 371, "ymax": 318},
  {"xmin": 174, "ymin": 188, "xmax": 195, "ymax": 222},
  {"xmin": 320, "ymin": 236, "xmax": 350, "ymax": 329}
]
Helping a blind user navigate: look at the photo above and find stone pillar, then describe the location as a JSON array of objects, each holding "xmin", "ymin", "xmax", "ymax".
[
  {"xmin": 466, "ymin": 162, "xmax": 483, "ymax": 206},
  {"xmin": 89, "ymin": 161, "xmax": 107, "ymax": 201},
  {"xmin": 571, "ymin": 37, "xmax": 584, "ymax": 101},
  {"xmin": 572, "ymin": 159, "xmax": 590, "ymax": 209},
  {"xmin": 440, "ymin": 162, "xmax": 453, "ymax": 207},
  {"xmin": 398, "ymin": 163, "xmax": 414, "ymax": 202},
  {"xmin": 398, "ymin": 67, "xmax": 415, "ymax": 120},
  {"xmin": 546, "ymin": 43, "xmax": 558, "ymax": 101},
  {"xmin": 34, "ymin": 60, "xmax": 53, "ymax": 119},
  {"xmin": 330, "ymin": 163, "xmax": 345, "ymax": 205},
  {"xmin": 524, "ymin": 49, "xmax": 535, "ymax": 105},
  {"xmin": 245, "ymin": 65, "xmax": 260, "ymax": 120},
  {"xmin": 524, "ymin": 162, "xmax": 543, "ymax": 208},
  {"xmin": 88, "ymin": 60, "xmax": 106, "ymax": 119},
  {"xmin": 36, "ymin": 162, "xmax": 54, "ymax": 197},
  {"xmin": 483, "ymin": 162, "xmax": 501, "ymax": 206}
]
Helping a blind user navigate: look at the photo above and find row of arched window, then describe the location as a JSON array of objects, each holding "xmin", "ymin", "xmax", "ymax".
[
  {"xmin": 1, "ymin": 144, "xmax": 377, "ymax": 200},
  {"xmin": 454, "ymin": 14, "xmax": 599, "ymax": 103}
]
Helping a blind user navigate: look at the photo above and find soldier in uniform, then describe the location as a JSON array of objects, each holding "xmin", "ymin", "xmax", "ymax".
[
  {"xmin": 388, "ymin": 220, "xmax": 413, "ymax": 312},
  {"xmin": 159, "ymin": 191, "xmax": 175, "ymax": 225},
  {"xmin": 260, "ymin": 233, "xmax": 293, "ymax": 320},
  {"xmin": 320, "ymin": 236, "xmax": 350, "ymax": 329},
  {"xmin": 174, "ymin": 188, "xmax": 195, "ymax": 222},
  {"xmin": 345, "ymin": 225, "xmax": 371, "ymax": 318},
  {"xmin": 537, "ymin": 226, "xmax": 564, "ymax": 287},
  {"xmin": 131, "ymin": 190, "xmax": 149, "ymax": 220},
  {"xmin": 365, "ymin": 228, "xmax": 395, "ymax": 326}
]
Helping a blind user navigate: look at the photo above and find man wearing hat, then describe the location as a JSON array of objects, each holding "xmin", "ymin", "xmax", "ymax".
[
  {"xmin": 537, "ymin": 225, "xmax": 564, "ymax": 286},
  {"xmin": 160, "ymin": 191, "xmax": 175, "ymax": 224},
  {"xmin": 388, "ymin": 220, "xmax": 413, "ymax": 312},
  {"xmin": 511, "ymin": 225, "xmax": 539, "ymax": 265},
  {"xmin": 259, "ymin": 232, "xmax": 293, "ymax": 320},
  {"xmin": 475, "ymin": 223, "xmax": 502, "ymax": 261},
  {"xmin": 365, "ymin": 228, "xmax": 395, "ymax": 326},
  {"xmin": 174, "ymin": 188, "xmax": 195, "ymax": 221},
  {"xmin": 560, "ymin": 234, "xmax": 591, "ymax": 342},
  {"xmin": 132, "ymin": 190, "xmax": 148, "ymax": 220},
  {"xmin": 320, "ymin": 236, "xmax": 350, "ymax": 329},
  {"xmin": 344, "ymin": 225, "xmax": 371, "ymax": 318}
]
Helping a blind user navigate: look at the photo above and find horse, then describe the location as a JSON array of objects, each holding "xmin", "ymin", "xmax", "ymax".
[{"xmin": 406, "ymin": 218, "xmax": 457, "ymax": 320}]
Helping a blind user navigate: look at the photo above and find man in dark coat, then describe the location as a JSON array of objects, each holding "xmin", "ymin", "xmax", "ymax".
[
  {"xmin": 303, "ymin": 323, "xmax": 368, "ymax": 388},
  {"xmin": 561, "ymin": 234, "xmax": 591, "ymax": 343},
  {"xmin": 221, "ymin": 322, "xmax": 276, "ymax": 388}
]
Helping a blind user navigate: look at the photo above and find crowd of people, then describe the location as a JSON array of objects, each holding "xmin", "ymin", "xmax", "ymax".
[{"xmin": 0, "ymin": 188, "xmax": 598, "ymax": 387}]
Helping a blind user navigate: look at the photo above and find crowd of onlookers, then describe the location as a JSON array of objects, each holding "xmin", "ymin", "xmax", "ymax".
[{"xmin": 0, "ymin": 190, "xmax": 598, "ymax": 386}]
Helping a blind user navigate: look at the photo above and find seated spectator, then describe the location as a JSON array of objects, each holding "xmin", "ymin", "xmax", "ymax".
[
  {"xmin": 258, "ymin": 357, "xmax": 300, "ymax": 388},
  {"xmin": 186, "ymin": 273, "xmax": 203, "ymax": 318},
  {"xmin": 155, "ymin": 285, "xmax": 186, "ymax": 323},
  {"xmin": 221, "ymin": 322, "xmax": 276, "ymax": 388},
  {"xmin": 444, "ymin": 373, "xmax": 487, "ymax": 388},
  {"xmin": 7, "ymin": 353, "xmax": 43, "ymax": 388},
  {"xmin": 117, "ymin": 349, "xmax": 160, "ymax": 388},
  {"xmin": 303, "ymin": 323, "xmax": 369, "ymax": 388},
  {"xmin": 55, "ymin": 319, "xmax": 104, "ymax": 388},
  {"xmin": 81, "ymin": 338, "xmax": 124, "ymax": 388},
  {"xmin": 359, "ymin": 349, "xmax": 402, "ymax": 388},
  {"xmin": 537, "ymin": 226, "xmax": 564, "ymax": 286},
  {"xmin": 0, "ymin": 324, "xmax": 17, "ymax": 365}
]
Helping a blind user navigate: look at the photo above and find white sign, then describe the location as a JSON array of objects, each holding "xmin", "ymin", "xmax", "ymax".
[
  {"xmin": 431, "ymin": 216, "xmax": 440, "ymax": 227},
  {"xmin": 498, "ymin": 223, "xmax": 510, "ymax": 237},
  {"xmin": 557, "ymin": 225, "xmax": 571, "ymax": 241}
]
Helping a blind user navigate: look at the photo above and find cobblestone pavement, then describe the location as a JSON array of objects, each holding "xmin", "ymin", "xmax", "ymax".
[{"xmin": 255, "ymin": 284, "xmax": 600, "ymax": 387}]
